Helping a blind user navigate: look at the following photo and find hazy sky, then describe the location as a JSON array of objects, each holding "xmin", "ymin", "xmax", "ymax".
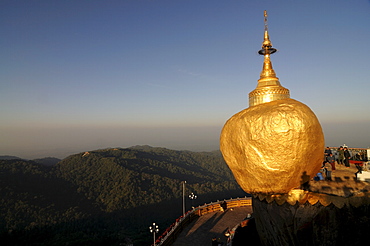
[{"xmin": 1, "ymin": 0, "xmax": 370, "ymax": 159}]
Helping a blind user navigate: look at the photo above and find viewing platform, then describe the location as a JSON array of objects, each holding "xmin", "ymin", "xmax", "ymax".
[
  {"xmin": 309, "ymin": 162, "xmax": 370, "ymax": 197},
  {"xmin": 160, "ymin": 162, "xmax": 370, "ymax": 246},
  {"xmin": 172, "ymin": 206, "xmax": 252, "ymax": 246}
]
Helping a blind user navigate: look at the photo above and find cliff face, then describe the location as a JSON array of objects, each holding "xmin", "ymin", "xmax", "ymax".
[{"xmin": 252, "ymin": 196, "xmax": 370, "ymax": 246}]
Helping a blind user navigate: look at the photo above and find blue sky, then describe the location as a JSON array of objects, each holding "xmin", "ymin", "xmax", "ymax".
[{"xmin": 1, "ymin": 0, "xmax": 370, "ymax": 159}]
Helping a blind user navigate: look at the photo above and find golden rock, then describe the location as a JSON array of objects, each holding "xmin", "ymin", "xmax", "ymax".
[
  {"xmin": 220, "ymin": 99, "xmax": 324, "ymax": 194},
  {"xmin": 220, "ymin": 11, "xmax": 324, "ymax": 194}
]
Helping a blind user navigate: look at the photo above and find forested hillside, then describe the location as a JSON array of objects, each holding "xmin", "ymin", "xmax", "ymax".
[
  {"xmin": 0, "ymin": 146, "xmax": 246, "ymax": 245},
  {"xmin": 32, "ymin": 157, "xmax": 61, "ymax": 166}
]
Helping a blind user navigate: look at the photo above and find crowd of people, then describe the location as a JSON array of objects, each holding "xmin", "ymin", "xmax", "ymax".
[{"xmin": 318, "ymin": 146, "xmax": 368, "ymax": 181}]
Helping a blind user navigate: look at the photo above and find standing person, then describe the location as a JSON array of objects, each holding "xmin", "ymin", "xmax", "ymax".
[
  {"xmin": 300, "ymin": 171, "xmax": 311, "ymax": 190},
  {"xmin": 324, "ymin": 161, "xmax": 332, "ymax": 181},
  {"xmin": 344, "ymin": 147, "xmax": 351, "ymax": 168},
  {"xmin": 324, "ymin": 147, "xmax": 332, "ymax": 161},
  {"xmin": 338, "ymin": 146, "xmax": 344, "ymax": 165},
  {"xmin": 212, "ymin": 237, "xmax": 218, "ymax": 246},
  {"xmin": 327, "ymin": 153, "xmax": 336, "ymax": 171}
]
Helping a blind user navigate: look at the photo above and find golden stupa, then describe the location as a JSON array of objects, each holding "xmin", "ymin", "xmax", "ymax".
[{"xmin": 220, "ymin": 11, "xmax": 324, "ymax": 194}]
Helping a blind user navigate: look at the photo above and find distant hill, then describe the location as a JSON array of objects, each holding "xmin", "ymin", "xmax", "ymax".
[
  {"xmin": 32, "ymin": 157, "xmax": 61, "ymax": 166},
  {"xmin": 0, "ymin": 155, "xmax": 22, "ymax": 160},
  {"xmin": 0, "ymin": 146, "xmax": 246, "ymax": 245}
]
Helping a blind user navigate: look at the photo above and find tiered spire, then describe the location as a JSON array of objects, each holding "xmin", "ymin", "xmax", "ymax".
[{"xmin": 249, "ymin": 10, "xmax": 290, "ymax": 107}]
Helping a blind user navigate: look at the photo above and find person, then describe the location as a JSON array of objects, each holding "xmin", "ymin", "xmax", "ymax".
[
  {"xmin": 212, "ymin": 237, "xmax": 218, "ymax": 246},
  {"xmin": 314, "ymin": 162, "xmax": 325, "ymax": 181},
  {"xmin": 343, "ymin": 147, "xmax": 351, "ymax": 168},
  {"xmin": 355, "ymin": 152, "xmax": 361, "ymax": 161},
  {"xmin": 337, "ymin": 146, "xmax": 344, "ymax": 165},
  {"xmin": 220, "ymin": 201, "xmax": 227, "ymax": 212},
  {"xmin": 211, "ymin": 237, "xmax": 223, "ymax": 246},
  {"xmin": 324, "ymin": 161, "xmax": 332, "ymax": 181},
  {"xmin": 300, "ymin": 171, "xmax": 311, "ymax": 190},
  {"xmin": 359, "ymin": 151, "xmax": 365, "ymax": 161},
  {"xmin": 324, "ymin": 147, "xmax": 332, "ymax": 161},
  {"xmin": 327, "ymin": 153, "xmax": 336, "ymax": 171},
  {"xmin": 355, "ymin": 164, "xmax": 363, "ymax": 176},
  {"xmin": 314, "ymin": 171, "xmax": 324, "ymax": 181}
]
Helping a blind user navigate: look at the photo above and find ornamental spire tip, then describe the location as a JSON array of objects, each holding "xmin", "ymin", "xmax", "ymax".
[
  {"xmin": 258, "ymin": 10, "xmax": 276, "ymax": 55},
  {"xmin": 248, "ymin": 10, "xmax": 290, "ymax": 107}
]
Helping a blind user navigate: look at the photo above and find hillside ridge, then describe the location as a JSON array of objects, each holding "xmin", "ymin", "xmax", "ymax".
[{"xmin": 0, "ymin": 145, "xmax": 245, "ymax": 245}]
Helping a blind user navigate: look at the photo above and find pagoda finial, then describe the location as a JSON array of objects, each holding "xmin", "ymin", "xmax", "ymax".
[
  {"xmin": 258, "ymin": 10, "xmax": 276, "ymax": 56},
  {"xmin": 258, "ymin": 10, "xmax": 278, "ymax": 80},
  {"xmin": 248, "ymin": 10, "xmax": 290, "ymax": 107}
]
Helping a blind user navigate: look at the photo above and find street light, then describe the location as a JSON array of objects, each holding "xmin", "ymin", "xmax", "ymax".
[
  {"xmin": 189, "ymin": 192, "xmax": 197, "ymax": 208},
  {"xmin": 182, "ymin": 181, "xmax": 186, "ymax": 215},
  {"xmin": 149, "ymin": 222, "xmax": 159, "ymax": 246}
]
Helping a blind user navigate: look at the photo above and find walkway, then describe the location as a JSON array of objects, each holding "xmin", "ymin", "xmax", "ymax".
[
  {"xmin": 172, "ymin": 206, "xmax": 252, "ymax": 246},
  {"xmin": 309, "ymin": 163, "xmax": 370, "ymax": 197},
  {"xmin": 170, "ymin": 163, "xmax": 369, "ymax": 246}
]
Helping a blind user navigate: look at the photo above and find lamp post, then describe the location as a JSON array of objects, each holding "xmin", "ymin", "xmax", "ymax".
[
  {"xmin": 189, "ymin": 192, "xmax": 197, "ymax": 209},
  {"xmin": 149, "ymin": 222, "xmax": 159, "ymax": 246},
  {"xmin": 182, "ymin": 181, "xmax": 186, "ymax": 215}
]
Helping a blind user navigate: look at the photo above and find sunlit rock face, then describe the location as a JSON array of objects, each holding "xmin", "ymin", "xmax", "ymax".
[{"xmin": 220, "ymin": 98, "xmax": 324, "ymax": 194}]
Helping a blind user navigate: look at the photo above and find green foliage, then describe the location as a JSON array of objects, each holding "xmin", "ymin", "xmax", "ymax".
[
  {"xmin": 0, "ymin": 146, "xmax": 246, "ymax": 245},
  {"xmin": 32, "ymin": 157, "xmax": 61, "ymax": 166}
]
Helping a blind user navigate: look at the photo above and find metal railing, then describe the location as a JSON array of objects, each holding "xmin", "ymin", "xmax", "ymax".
[{"xmin": 154, "ymin": 197, "xmax": 252, "ymax": 246}]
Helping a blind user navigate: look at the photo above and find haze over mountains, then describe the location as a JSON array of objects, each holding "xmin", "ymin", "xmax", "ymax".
[{"xmin": 0, "ymin": 145, "xmax": 246, "ymax": 245}]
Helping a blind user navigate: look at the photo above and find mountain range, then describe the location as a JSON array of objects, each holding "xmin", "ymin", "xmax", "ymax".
[{"xmin": 0, "ymin": 145, "xmax": 246, "ymax": 245}]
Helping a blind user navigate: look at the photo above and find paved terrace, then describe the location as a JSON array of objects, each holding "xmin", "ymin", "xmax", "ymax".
[
  {"xmin": 309, "ymin": 163, "xmax": 370, "ymax": 197},
  {"xmin": 169, "ymin": 162, "xmax": 369, "ymax": 245},
  {"xmin": 172, "ymin": 206, "xmax": 252, "ymax": 246}
]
